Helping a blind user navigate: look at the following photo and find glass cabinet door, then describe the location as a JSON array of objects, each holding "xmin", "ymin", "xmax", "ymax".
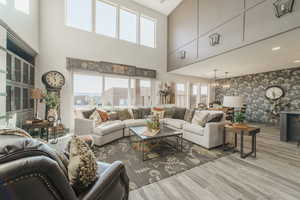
[
  {"xmin": 23, "ymin": 62, "xmax": 29, "ymax": 84},
  {"xmin": 6, "ymin": 53, "xmax": 12, "ymax": 80},
  {"xmin": 14, "ymin": 58, "xmax": 21, "ymax": 82}
]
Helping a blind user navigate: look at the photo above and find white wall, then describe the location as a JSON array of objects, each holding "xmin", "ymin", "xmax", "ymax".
[
  {"xmin": 37, "ymin": 0, "xmax": 208, "ymax": 129},
  {"xmin": 0, "ymin": 0, "xmax": 39, "ymax": 52}
]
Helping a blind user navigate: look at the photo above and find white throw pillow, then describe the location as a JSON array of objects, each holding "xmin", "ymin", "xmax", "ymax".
[{"xmin": 192, "ymin": 111, "xmax": 209, "ymax": 127}]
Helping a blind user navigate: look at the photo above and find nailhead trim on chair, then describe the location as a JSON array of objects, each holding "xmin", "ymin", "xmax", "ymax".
[{"xmin": 1, "ymin": 173, "xmax": 61, "ymax": 200}]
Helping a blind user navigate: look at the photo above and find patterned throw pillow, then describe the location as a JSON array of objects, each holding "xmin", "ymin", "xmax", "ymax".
[
  {"xmin": 184, "ymin": 109, "xmax": 195, "ymax": 122},
  {"xmin": 82, "ymin": 108, "xmax": 96, "ymax": 119},
  {"xmin": 97, "ymin": 110, "xmax": 109, "ymax": 122},
  {"xmin": 192, "ymin": 111, "xmax": 209, "ymax": 127},
  {"xmin": 118, "ymin": 109, "xmax": 132, "ymax": 121},
  {"xmin": 141, "ymin": 108, "xmax": 151, "ymax": 118},
  {"xmin": 131, "ymin": 108, "xmax": 143, "ymax": 119},
  {"xmin": 173, "ymin": 107, "xmax": 186, "ymax": 120},
  {"xmin": 89, "ymin": 111, "xmax": 102, "ymax": 126},
  {"xmin": 68, "ymin": 136, "xmax": 98, "ymax": 193}
]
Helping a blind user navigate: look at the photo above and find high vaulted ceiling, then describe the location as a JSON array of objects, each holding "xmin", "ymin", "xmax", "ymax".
[
  {"xmin": 171, "ymin": 28, "xmax": 300, "ymax": 79},
  {"xmin": 132, "ymin": 0, "xmax": 182, "ymax": 15}
]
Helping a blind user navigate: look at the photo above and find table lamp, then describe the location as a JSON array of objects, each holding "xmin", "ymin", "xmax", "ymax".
[
  {"xmin": 223, "ymin": 96, "xmax": 244, "ymax": 108},
  {"xmin": 31, "ymin": 88, "xmax": 43, "ymax": 120}
]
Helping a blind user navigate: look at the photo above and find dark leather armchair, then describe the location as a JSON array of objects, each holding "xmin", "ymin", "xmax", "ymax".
[{"xmin": 0, "ymin": 134, "xmax": 129, "ymax": 200}]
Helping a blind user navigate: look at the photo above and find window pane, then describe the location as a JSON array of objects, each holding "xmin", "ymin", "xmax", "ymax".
[
  {"xmin": 15, "ymin": 0, "xmax": 29, "ymax": 14},
  {"xmin": 96, "ymin": 1, "xmax": 117, "ymax": 38},
  {"xmin": 140, "ymin": 16, "xmax": 156, "ymax": 48},
  {"xmin": 176, "ymin": 83, "xmax": 186, "ymax": 107},
  {"xmin": 104, "ymin": 77, "xmax": 129, "ymax": 107},
  {"xmin": 192, "ymin": 85, "xmax": 198, "ymax": 96},
  {"xmin": 0, "ymin": 0, "xmax": 6, "ymax": 5},
  {"xmin": 23, "ymin": 63, "xmax": 29, "ymax": 84},
  {"xmin": 67, "ymin": 0, "xmax": 92, "ymax": 31},
  {"xmin": 119, "ymin": 8, "xmax": 137, "ymax": 43},
  {"xmin": 14, "ymin": 58, "xmax": 21, "ymax": 82},
  {"xmin": 132, "ymin": 79, "xmax": 151, "ymax": 106},
  {"xmin": 74, "ymin": 75, "xmax": 103, "ymax": 108},
  {"xmin": 200, "ymin": 85, "xmax": 208, "ymax": 104}
]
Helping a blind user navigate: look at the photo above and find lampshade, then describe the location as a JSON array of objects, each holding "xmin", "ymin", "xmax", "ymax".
[
  {"xmin": 223, "ymin": 96, "xmax": 244, "ymax": 108},
  {"xmin": 31, "ymin": 88, "xmax": 43, "ymax": 99}
]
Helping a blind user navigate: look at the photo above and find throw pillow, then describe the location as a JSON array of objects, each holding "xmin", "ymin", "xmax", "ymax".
[
  {"xmin": 207, "ymin": 113, "xmax": 224, "ymax": 123},
  {"xmin": 173, "ymin": 107, "xmax": 186, "ymax": 120},
  {"xmin": 184, "ymin": 109, "xmax": 195, "ymax": 122},
  {"xmin": 68, "ymin": 136, "xmax": 98, "ymax": 193},
  {"xmin": 131, "ymin": 108, "xmax": 143, "ymax": 119},
  {"xmin": 108, "ymin": 112, "xmax": 119, "ymax": 121},
  {"xmin": 89, "ymin": 111, "xmax": 102, "ymax": 126},
  {"xmin": 82, "ymin": 108, "xmax": 96, "ymax": 119},
  {"xmin": 164, "ymin": 107, "xmax": 175, "ymax": 118},
  {"xmin": 192, "ymin": 111, "xmax": 209, "ymax": 127},
  {"xmin": 97, "ymin": 110, "xmax": 109, "ymax": 122},
  {"xmin": 141, "ymin": 108, "xmax": 151, "ymax": 118},
  {"xmin": 118, "ymin": 109, "xmax": 132, "ymax": 121}
]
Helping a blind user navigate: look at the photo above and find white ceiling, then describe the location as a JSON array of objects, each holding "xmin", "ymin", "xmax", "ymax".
[
  {"xmin": 172, "ymin": 28, "xmax": 300, "ymax": 79},
  {"xmin": 132, "ymin": 0, "xmax": 182, "ymax": 15}
]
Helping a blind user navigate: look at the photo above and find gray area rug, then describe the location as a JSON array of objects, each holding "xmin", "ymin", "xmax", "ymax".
[
  {"xmin": 93, "ymin": 137, "xmax": 230, "ymax": 191},
  {"xmin": 50, "ymin": 135, "xmax": 230, "ymax": 191}
]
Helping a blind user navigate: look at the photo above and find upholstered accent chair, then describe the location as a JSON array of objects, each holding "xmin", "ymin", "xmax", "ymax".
[{"xmin": 0, "ymin": 134, "xmax": 129, "ymax": 200}]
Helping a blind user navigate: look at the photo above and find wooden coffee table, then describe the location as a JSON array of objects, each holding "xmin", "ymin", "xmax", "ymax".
[
  {"xmin": 223, "ymin": 124, "xmax": 260, "ymax": 159},
  {"xmin": 129, "ymin": 126, "xmax": 183, "ymax": 161}
]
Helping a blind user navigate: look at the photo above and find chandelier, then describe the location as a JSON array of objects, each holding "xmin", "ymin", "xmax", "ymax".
[{"xmin": 222, "ymin": 72, "xmax": 231, "ymax": 88}]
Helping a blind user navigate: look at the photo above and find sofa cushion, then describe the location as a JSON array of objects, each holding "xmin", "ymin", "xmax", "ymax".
[
  {"xmin": 173, "ymin": 107, "xmax": 186, "ymax": 120},
  {"xmin": 117, "ymin": 109, "xmax": 132, "ymax": 121},
  {"xmin": 207, "ymin": 113, "xmax": 224, "ymax": 123},
  {"xmin": 183, "ymin": 123, "xmax": 204, "ymax": 136},
  {"xmin": 164, "ymin": 107, "xmax": 175, "ymax": 118},
  {"xmin": 123, "ymin": 119, "xmax": 147, "ymax": 128},
  {"xmin": 192, "ymin": 111, "xmax": 209, "ymax": 127},
  {"xmin": 94, "ymin": 121, "xmax": 124, "ymax": 136},
  {"xmin": 184, "ymin": 109, "xmax": 195, "ymax": 122},
  {"xmin": 108, "ymin": 112, "xmax": 119, "ymax": 120},
  {"xmin": 82, "ymin": 108, "xmax": 96, "ymax": 119},
  {"xmin": 164, "ymin": 118, "xmax": 186, "ymax": 129}
]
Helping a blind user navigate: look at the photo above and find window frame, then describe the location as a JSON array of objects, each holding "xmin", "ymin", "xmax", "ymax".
[
  {"xmin": 119, "ymin": 7, "xmax": 138, "ymax": 44},
  {"xmin": 140, "ymin": 15, "xmax": 157, "ymax": 48},
  {"xmin": 65, "ymin": 0, "xmax": 93, "ymax": 32},
  {"xmin": 95, "ymin": 0, "xmax": 118, "ymax": 38}
]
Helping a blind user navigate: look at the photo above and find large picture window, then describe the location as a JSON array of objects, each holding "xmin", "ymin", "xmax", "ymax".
[
  {"xmin": 74, "ymin": 74, "xmax": 103, "ymax": 108},
  {"xmin": 140, "ymin": 16, "xmax": 156, "ymax": 48},
  {"xmin": 96, "ymin": 1, "xmax": 117, "ymax": 38},
  {"xmin": 104, "ymin": 77, "xmax": 129, "ymax": 107},
  {"xmin": 119, "ymin": 8, "xmax": 137, "ymax": 43},
  {"xmin": 176, "ymin": 83, "xmax": 186, "ymax": 108},
  {"xmin": 66, "ymin": 0, "xmax": 92, "ymax": 31}
]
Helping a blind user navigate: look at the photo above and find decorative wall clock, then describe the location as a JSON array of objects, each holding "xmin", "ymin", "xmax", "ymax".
[{"xmin": 265, "ymin": 86, "xmax": 284, "ymax": 100}]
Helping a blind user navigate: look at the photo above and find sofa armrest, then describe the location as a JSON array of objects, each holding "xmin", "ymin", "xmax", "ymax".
[
  {"xmin": 74, "ymin": 118, "xmax": 95, "ymax": 136},
  {"xmin": 204, "ymin": 122, "xmax": 225, "ymax": 147},
  {"xmin": 80, "ymin": 161, "xmax": 129, "ymax": 200}
]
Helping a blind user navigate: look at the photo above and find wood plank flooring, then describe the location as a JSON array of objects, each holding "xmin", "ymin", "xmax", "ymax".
[{"xmin": 129, "ymin": 124, "xmax": 300, "ymax": 200}]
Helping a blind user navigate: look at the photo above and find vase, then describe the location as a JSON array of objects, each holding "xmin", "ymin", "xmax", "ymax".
[{"xmin": 47, "ymin": 108, "xmax": 58, "ymax": 122}]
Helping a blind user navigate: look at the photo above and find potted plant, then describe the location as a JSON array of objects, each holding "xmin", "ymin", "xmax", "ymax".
[
  {"xmin": 43, "ymin": 92, "xmax": 60, "ymax": 122},
  {"xmin": 233, "ymin": 112, "xmax": 247, "ymax": 128}
]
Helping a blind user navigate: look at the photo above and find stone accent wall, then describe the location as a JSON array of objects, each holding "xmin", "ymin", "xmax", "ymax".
[{"xmin": 215, "ymin": 67, "xmax": 300, "ymax": 124}]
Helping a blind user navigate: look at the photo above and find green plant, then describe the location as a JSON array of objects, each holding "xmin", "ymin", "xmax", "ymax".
[
  {"xmin": 234, "ymin": 112, "xmax": 246, "ymax": 123},
  {"xmin": 44, "ymin": 92, "xmax": 60, "ymax": 109}
]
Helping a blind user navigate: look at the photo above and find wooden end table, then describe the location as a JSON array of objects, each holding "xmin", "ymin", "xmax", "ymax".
[
  {"xmin": 223, "ymin": 124, "xmax": 260, "ymax": 159},
  {"xmin": 23, "ymin": 121, "xmax": 55, "ymax": 142}
]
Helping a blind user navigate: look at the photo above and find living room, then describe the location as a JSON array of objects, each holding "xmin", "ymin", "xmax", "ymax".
[{"xmin": 0, "ymin": 0, "xmax": 300, "ymax": 200}]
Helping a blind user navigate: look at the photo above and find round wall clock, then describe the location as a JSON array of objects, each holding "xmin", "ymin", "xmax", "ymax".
[
  {"xmin": 265, "ymin": 86, "xmax": 284, "ymax": 100},
  {"xmin": 42, "ymin": 71, "xmax": 65, "ymax": 89}
]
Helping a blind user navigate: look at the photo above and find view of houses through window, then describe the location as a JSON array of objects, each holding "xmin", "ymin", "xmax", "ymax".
[{"xmin": 74, "ymin": 74, "xmax": 209, "ymax": 110}]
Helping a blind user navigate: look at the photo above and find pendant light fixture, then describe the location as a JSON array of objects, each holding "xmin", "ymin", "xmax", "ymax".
[{"xmin": 223, "ymin": 72, "xmax": 230, "ymax": 88}]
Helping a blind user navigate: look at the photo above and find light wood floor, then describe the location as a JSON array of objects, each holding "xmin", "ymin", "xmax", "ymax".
[{"xmin": 129, "ymin": 124, "xmax": 300, "ymax": 200}]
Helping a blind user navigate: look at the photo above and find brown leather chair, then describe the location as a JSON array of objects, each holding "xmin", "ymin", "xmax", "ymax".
[{"xmin": 0, "ymin": 134, "xmax": 129, "ymax": 200}]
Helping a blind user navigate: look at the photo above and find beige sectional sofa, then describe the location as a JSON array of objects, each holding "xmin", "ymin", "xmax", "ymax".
[{"xmin": 74, "ymin": 108, "xmax": 225, "ymax": 149}]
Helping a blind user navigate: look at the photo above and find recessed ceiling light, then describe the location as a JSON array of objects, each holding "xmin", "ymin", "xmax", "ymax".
[
  {"xmin": 272, "ymin": 46, "xmax": 281, "ymax": 51},
  {"xmin": 294, "ymin": 60, "xmax": 300, "ymax": 63}
]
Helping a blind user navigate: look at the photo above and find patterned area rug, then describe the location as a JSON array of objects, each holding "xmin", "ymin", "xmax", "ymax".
[{"xmin": 93, "ymin": 137, "xmax": 230, "ymax": 191}]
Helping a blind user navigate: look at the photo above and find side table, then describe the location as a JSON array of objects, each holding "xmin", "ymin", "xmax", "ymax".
[
  {"xmin": 223, "ymin": 124, "xmax": 260, "ymax": 158},
  {"xmin": 23, "ymin": 121, "xmax": 55, "ymax": 142}
]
